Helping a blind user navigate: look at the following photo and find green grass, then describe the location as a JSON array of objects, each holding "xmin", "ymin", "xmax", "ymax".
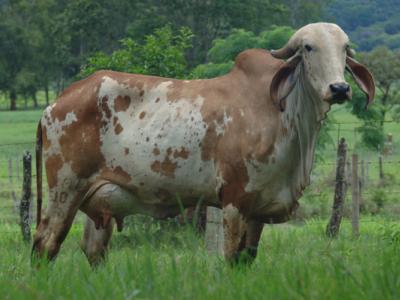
[{"xmin": 0, "ymin": 218, "xmax": 399, "ymax": 299}]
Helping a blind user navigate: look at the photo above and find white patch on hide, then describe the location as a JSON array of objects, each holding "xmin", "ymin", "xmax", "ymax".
[
  {"xmin": 42, "ymin": 107, "xmax": 78, "ymax": 157},
  {"xmin": 97, "ymin": 77, "xmax": 217, "ymax": 203}
]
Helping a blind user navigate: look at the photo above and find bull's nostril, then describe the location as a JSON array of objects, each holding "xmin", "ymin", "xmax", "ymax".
[{"xmin": 330, "ymin": 83, "xmax": 350, "ymax": 95}]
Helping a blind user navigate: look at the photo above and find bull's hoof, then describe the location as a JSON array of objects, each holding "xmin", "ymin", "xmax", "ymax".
[{"xmin": 228, "ymin": 247, "xmax": 258, "ymax": 267}]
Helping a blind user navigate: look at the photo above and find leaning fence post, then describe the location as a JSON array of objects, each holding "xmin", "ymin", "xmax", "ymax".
[
  {"xmin": 351, "ymin": 153, "xmax": 360, "ymax": 238},
  {"xmin": 326, "ymin": 138, "xmax": 347, "ymax": 238},
  {"xmin": 20, "ymin": 151, "xmax": 32, "ymax": 242},
  {"xmin": 205, "ymin": 207, "xmax": 223, "ymax": 255}
]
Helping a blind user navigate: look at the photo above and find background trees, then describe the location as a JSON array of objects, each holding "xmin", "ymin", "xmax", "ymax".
[{"xmin": 1, "ymin": 0, "xmax": 400, "ymax": 115}]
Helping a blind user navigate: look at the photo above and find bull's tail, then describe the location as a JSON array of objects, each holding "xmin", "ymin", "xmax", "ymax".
[{"xmin": 36, "ymin": 120, "xmax": 43, "ymax": 228}]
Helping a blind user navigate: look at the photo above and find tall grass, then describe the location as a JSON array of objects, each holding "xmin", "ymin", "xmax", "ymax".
[{"xmin": 0, "ymin": 219, "xmax": 399, "ymax": 300}]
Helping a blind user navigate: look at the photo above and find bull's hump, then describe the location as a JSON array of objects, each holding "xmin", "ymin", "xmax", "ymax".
[{"xmin": 233, "ymin": 49, "xmax": 282, "ymax": 77}]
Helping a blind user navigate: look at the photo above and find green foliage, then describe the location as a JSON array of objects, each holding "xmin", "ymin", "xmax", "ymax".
[
  {"xmin": 327, "ymin": 0, "xmax": 400, "ymax": 51},
  {"xmin": 192, "ymin": 26, "xmax": 294, "ymax": 78},
  {"xmin": 208, "ymin": 29, "xmax": 260, "ymax": 64},
  {"xmin": 80, "ymin": 26, "xmax": 193, "ymax": 79},
  {"xmin": 370, "ymin": 188, "xmax": 389, "ymax": 209},
  {"xmin": 190, "ymin": 62, "xmax": 234, "ymax": 79},
  {"xmin": 347, "ymin": 48, "xmax": 400, "ymax": 150},
  {"xmin": 315, "ymin": 116, "xmax": 335, "ymax": 161},
  {"xmin": 379, "ymin": 223, "xmax": 400, "ymax": 245},
  {"xmin": 258, "ymin": 26, "xmax": 295, "ymax": 50}
]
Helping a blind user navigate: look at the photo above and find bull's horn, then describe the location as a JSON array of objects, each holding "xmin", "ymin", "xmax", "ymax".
[
  {"xmin": 346, "ymin": 47, "xmax": 356, "ymax": 58},
  {"xmin": 271, "ymin": 47, "xmax": 296, "ymax": 60},
  {"xmin": 270, "ymin": 34, "xmax": 300, "ymax": 60}
]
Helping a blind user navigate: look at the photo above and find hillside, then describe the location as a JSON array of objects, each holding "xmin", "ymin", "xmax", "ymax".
[{"xmin": 328, "ymin": 0, "xmax": 400, "ymax": 50}]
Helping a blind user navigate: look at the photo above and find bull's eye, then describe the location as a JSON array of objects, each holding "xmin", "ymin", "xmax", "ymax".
[{"xmin": 305, "ymin": 44, "xmax": 313, "ymax": 52}]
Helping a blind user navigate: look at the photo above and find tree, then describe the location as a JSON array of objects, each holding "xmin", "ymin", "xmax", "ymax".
[
  {"xmin": 191, "ymin": 26, "xmax": 294, "ymax": 78},
  {"xmin": 125, "ymin": 0, "xmax": 287, "ymax": 67},
  {"xmin": 80, "ymin": 26, "xmax": 193, "ymax": 79},
  {"xmin": 0, "ymin": 0, "xmax": 35, "ymax": 110},
  {"xmin": 359, "ymin": 47, "xmax": 400, "ymax": 122}
]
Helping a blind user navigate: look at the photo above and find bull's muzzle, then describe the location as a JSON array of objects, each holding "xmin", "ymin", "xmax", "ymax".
[{"xmin": 329, "ymin": 82, "xmax": 351, "ymax": 104}]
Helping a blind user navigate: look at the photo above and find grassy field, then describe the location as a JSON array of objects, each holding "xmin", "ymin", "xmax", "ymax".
[
  {"xmin": 0, "ymin": 219, "xmax": 399, "ymax": 299},
  {"xmin": 0, "ymin": 105, "xmax": 399, "ymax": 299}
]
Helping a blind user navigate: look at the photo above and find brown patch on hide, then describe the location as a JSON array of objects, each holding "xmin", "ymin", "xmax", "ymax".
[
  {"xmin": 114, "ymin": 123, "xmax": 123, "ymax": 135},
  {"xmin": 124, "ymin": 148, "xmax": 129, "ymax": 155},
  {"xmin": 151, "ymin": 149, "xmax": 177, "ymax": 178},
  {"xmin": 42, "ymin": 126, "xmax": 51, "ymax": 151},
  {"xmin": 151, "ymin": 158, "xmax": 177, "ymax": 178},
  {"xmin": 139, "ymin": 111, "xmax": 146, "ymax": 119},
  {"xmin": 155, "ymin": 97, "xmax": 160, "ymax": 103},
  {"xmin": 115, "ymin": 95, "xmax": 131, "ymax": 112},
  {"xmin": 114, "ymin": 166, "xmax": 132, "ymax": 182},
  {"xmin": 100, "ymin": 96, "xmax": 112, "ymax": 119},
  {"xmin": 153, "ymin": 148, "xmax": 160, "ymax": 156},
  {"xmin": 173, "ymin": 147, "xmax": 189, "ymax": 159},
  {"xmin": 45, "ymin": 154, "xmax": 63, "ymax": 188},
  {"xmin": 48, "ymin": 73, "xmax": 107, "ymax": 180}
]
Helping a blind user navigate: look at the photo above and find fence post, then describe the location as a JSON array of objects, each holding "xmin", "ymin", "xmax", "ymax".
[
  {"xmin": 8, "ymin": 158, "xmax": 13, "ymax": 184},
  {"xmin": 359, "ymin": 159, "xmax": 365, "ymax": 208},
  {"xmin": 351, "ymin": 153, "xmax": 360, "ymax": 238},
  {"xmin": 20, "ymin": 151, "xmax": 32, "ymax": 243},
  {"xmin": 205, "ymin": 207, "xmax": 223, "ymax": 255},
  {"xmin": 16, "ymin": 157, "xmax": 20, "ymax": 182},
  {"xmin": 378, "ymin": 154, "xmax": 384, "ymax": 182},
  {"xmin": 346, "ymin": 159, "xmax": 352, "ymax": 186},
  {"xmin": 326, "ymin": 138, "xmax": 347, "ymax": 238}
]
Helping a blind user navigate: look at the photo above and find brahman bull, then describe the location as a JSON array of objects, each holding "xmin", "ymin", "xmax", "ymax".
[{"xmin": 32, "ymin": 23, "xmax": 375, "ymax": 265}]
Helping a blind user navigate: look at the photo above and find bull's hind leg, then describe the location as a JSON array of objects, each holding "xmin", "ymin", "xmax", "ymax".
[
  {"xmin": 32, "ymin": 187, "xmax": 85, "ymax": 263},
  {"xmin": 80, "ymin": 216, "xmax": 114, "ymax": 267}
]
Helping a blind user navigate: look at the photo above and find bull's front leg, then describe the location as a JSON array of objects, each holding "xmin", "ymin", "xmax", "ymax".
[{"xmin": 220, "ymin": 178, "xmax": 261, "ymax": 264}]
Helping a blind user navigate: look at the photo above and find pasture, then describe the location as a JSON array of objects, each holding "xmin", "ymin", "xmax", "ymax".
[
  {"xmin": 0, "ymin": 107, "xmax": 399, "ymax": 299},
  {"xmin": 1, "ymin": 219, "xmax": 400, "ymax": 300}
]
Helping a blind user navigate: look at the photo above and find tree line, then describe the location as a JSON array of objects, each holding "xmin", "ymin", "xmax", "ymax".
[
  {"xmin": 0, "ymin": 0, "xmax": 330, "ymax": 110},
  {"xmin": 1, "ymin": 0, "xmax": 400, "ymax": 150}
]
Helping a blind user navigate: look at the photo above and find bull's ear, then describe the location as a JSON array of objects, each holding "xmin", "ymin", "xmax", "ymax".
[
  {"xmin": 270, "ymin": 56, "xmax": 301, "ymax": 112},
  {"xmin": 346, "ymin": 57, "xmax": 375, "ymax": 109}
]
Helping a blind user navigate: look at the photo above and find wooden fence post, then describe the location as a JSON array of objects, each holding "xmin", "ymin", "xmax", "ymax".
[
  {"xmin": 20, "ymin": 151, "xmax": 32, "ymax": 243},
  {"xmin": 351, "ymin": 154, "xmax": 360, "ymax": 238},
  {"xmin": 378, "ymin": 154, "xmax": 384, "ymax": 181},
  {"xmin": 346, "ymin": 159, "xmax": 352, "ymax": 186},
  {"xmin": 326, "ymin": 138, "xmax": 347, "ymax": 238},
  {"xmin": 205, "ymin": 207, "xmax": 223, "ymax": 255},
  {"xmin": 8, "ymin": 158, "xmax": 13, "ymax": 184},
  {"xmin": 16, "ymin": 157, "xmax": 20, "ymax": 182},
  {"xmin": 359, "ymin": 159, "xmax": 365, "ymax": 208}
]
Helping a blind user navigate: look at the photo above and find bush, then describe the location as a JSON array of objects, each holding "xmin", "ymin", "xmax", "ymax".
[
  {"xmin": 379, "ymin": 223, "xmax": 400, "ymax": 245},
  {"xmin": 79, "ymin": 25, "xmax": 193, "ymax": 79}
]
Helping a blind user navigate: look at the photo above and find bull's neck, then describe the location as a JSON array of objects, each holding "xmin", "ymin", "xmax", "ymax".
[{"xmin": 280, "ymin": 70, "xmax": 329, "ymax": 195}]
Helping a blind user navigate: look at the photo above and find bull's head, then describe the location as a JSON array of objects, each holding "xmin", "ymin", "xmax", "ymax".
[{"xmin": 270, "ymin": 23, "xmax": 375, "ymax": 112}]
